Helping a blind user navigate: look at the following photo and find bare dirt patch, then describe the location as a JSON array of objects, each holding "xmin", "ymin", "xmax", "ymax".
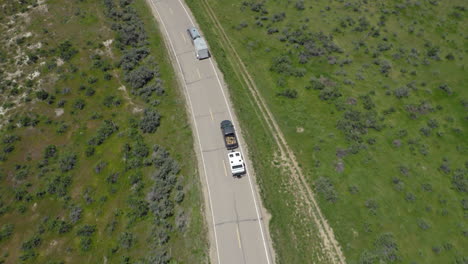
[
  {"xmin": 55, "ymin": 108, "xmax": 64, "ymax": 117},
  {"xmin": 56, "ymin": 58, "xmax": 64, "ymax": 66},
  {"xmin": 103, "ymin": 39, "xmax": 114, "ymax": 57},
  {"xmin": 335, "ymin": 159, "xmax": 345, "ymax": 173},
  {"xmin": 28, "ymin": 70, "xmax": 40, "ymax": 80}
]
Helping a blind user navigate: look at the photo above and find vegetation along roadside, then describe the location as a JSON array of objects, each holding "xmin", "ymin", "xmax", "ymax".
[
  {"xmin": 0, "ymin": 0, "xmax": 207, "ymax": 263},
  {"xmin": 185, "ymin": 0, "xmax": 467, "ymax": 263}
]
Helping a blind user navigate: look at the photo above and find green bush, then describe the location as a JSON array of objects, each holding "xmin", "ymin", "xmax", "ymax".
[
  {"xmin": 360, "ymin": 233, "xmax": 400, "ymax": 263},
  {"xmin": 319, "ymin": 87, "xmax": 342, "ymax": 101},
  {"xmin": 452, "ymin": 169, "xmax": 467, "ymax": 193},
  {"xmin": 57, "ymin": 221, "xmax": 72, "ymax": 234},
  {"xmin": 119, "ymin": 232, "xmax": 134, "ymax": 249},
  {"xmin": 119, "ymin": 48, "xmax": 149, "ymax": 71},
  {"xmin": 21, "ymin": 235, "xmax": 42, "ymax": 251},
  {"xmin": 85, "ymin": 146, "xmax": 95, "ymax": 157},
  {"xmin": 73, "ymin": 98, "xmax": 86, "ymax": 110},
  {"xmin": 88, "ymin": 120, "xmax": 119, "ymax": 146},
  {"xmin": 0, "ymin": 224, "xmax": 14, "ymax": 242},
  {"xmin": 102, "ymin": 95, "xmax": 122, "ymax": 108},
  {"xmin": 76, "ymin": 224, "xmax": 96, "ymax": 237},
  {"xmin": 124, "ymin": 66, "xmax": 154, "ymax": 89},
  {"xmin": 59, "ymin": 153, "xmax": 77, "ymax": 172},
  {"xmin": 57, "ymin": 41, "xmax": 78, "ymax": 61},
  {"xmin": 80, "ymin": 237, "xmax": 92, "ymax": 252},
  {"xmin": 277, "ymin": 89, "xmax": 298, "ymax": 99},
  {"xmin": 36, "ymin": 89, "xmax": 49, "ymax": 100},
  {"xmin": 47, "ymin": 174, "xmax": 72, "ymax": 197},
  {"xmin": 44, "ymin": 145, "xmax": 57, "ymax": 159},
  {"xmin": 314, "ymin": 177, "xmax": 338, "ymax": 203},
  {"xmin": 127, "ymin": 198, "xmax": 149, "ymax": 219},
  {"xmin": 69, "ymin": 205, "xmax": 83, "ymax": 224},
  {"xmin": 337, "ymin": 110, "xmax": 381, "ymax": 142},
  {"xmin": 139, "ymin": 108, "xmax": 160, "ymax": 134},
  {"xmin": 2, "ymin": 134, "xmax": 20, "ymax": 144}
]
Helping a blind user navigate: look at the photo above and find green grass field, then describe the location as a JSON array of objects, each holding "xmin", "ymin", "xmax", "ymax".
[
  {"xmin": 185, "ymin": 0, "xmax": 467, "ymax": 263},
  {"xmin": 0, "ymin": 0, "xmax": 207, "ymax": 263}
]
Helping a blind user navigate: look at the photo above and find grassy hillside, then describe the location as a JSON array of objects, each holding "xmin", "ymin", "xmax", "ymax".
[
  {"xmin": 185, "ymin": 0, "xmax": 467, "ymax": 263},
  {"xmin": 0, "ymin": 0, "xmax": 207, "ymax": 263}
]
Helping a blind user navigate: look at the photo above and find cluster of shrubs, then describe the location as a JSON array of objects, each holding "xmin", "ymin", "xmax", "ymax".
[
  {"xmin": 0, "ymin": 224, "xmax": 14, "ymax": 242},
  {"xmin": 119, "ymin": 48, "xmax": 149, "ymax": 71},
  {"xmin": 76, "ymin": 224, "xmax": 96, "ymax": 252},
  {"xmin": 241, "ymin": 1, "xmax": 269, "ymax": 14},
  {"xmin": 1, "ymin": 0, "xmax": 37, "ymax": 16},
  {"xmin": 56, "ymin": 41, "xmax": 78, "ymax": 61},
  {"xmin": 69, "ymin": 204, "xmax": 83, "ymax": 224},
  {"xmin": 37, "ymin": 216, "xmax": 72, "ymax": 236},
  {"xmin": 104, "ymin": 0, "xmax": 165, "ymax": 102},
  {"xmin": 139, "ymin": 108, "xmax": 160, "ymax": 133},
  {"xmin": 124, "ymin": 66, "xmax": 154, "ymax": 89},
  {"xmin": 145, "ymin": 145, "xmax": 185, "ymax": 259},
  {"xmin": 59, "ymin": 152, "xmax": 77, "ymax": 172},
  {"xmin": 122, "ymin": 131, "xmax": 151, "ymax": 170},
  {"xmin": 237, "ymin": 2, "xmax": 464, "ymax": 263},
  {"xmin": 337, "ymin": 109, "xmax": 382, "ymax": 143},
  {"xmin": 276, "ymin": 89, "xmax": 298, "ymax": 99},
  {"xmin": 270, "ymin": 55, "xmax": 306, "ymax": 77},
  {"xmin": 365, "ymin": 199, "xmax": 379, "ymax": 215},
  {"xmin": 241, "ymin": 1, "xmax": 346, "ymax": 99},
  {"xmin": 19, "ymin": 145, "xmax": 75, "ymax": 200},
  {"xmin": 117, "ymin": 126, "xmax": 185, "ymax": 261},
  {"xmin": 451, "ymin": 168, "xmax": 467, "ymax": 193},
  {"xmin": 0, "ymin": 1, "xmax": 189, "ymax": 262},
  {"xmin": 314, "ymin": 177, "xmax": 338, "ymax": 203},
  {"xmin": 15, "ymin": 114, "xmax": 40, "ymax": 128},
  {"xmin": 88, "ymin": 120, "xmax": 119, "ymax": 147},
  {"xmin": 404, "ymin": 100, "xmax": 434, "ymax": 119},
  {"xmin": 47, "ymin": 174, "xmax": 73, "ymax": 198},
  {"xmin": 0, "ymin": 134, "xmax": 21, "ymax": 161},
  {"xmin": 20, "ymin": 234, "xmax": 42, "ymax": 261},
  {"xmin": 275, "ymin": 28, "xmax": 343, "ymax": 68},
  {"xmin": 102, "ymin": 95, "xmax": 122, "ymax": 108},
  {"xmin": 359, "ymin": 233, "xmax": 400, "ymax": 263},
  {"xmin": 91, "ymin": 54, "xmax": 112, "ymax": 72}
]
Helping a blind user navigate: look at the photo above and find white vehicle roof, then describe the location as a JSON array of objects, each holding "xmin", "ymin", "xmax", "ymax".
[
  {"xmin": 194, "ymin": 37, "xmax": 208, "ymax": 50},
  {"xmin": 228, "ymin": 151, "xmax": 245, "ymax": 174},
  {"xmin": 187, "ymin": 27, "xmax": 201, "ymax": 40}
]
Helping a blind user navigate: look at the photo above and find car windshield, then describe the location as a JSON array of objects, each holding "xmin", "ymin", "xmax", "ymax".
[{"xmin": 232, "ymin": 165, "xmax": 243, "ymax": 169}]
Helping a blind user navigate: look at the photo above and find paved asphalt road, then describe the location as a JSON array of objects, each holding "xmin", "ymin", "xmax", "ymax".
[{"xmin": 146, "ymin": 0, "xmax": 274, "ymax": 263}]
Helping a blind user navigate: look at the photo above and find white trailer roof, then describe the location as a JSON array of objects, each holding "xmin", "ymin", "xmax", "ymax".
[
  {"xmin": 228, "ymin": 152, "xmax": 244, "ymax": 168},
  {"xmin": 194, "ymin": 37, "xmax": 208, "ymax": 51}
]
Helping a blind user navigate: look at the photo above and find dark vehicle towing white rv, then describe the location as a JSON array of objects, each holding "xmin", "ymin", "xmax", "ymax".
[
  {"xmin": 220, "ymin": 120, "xmax": 238, "ymax": 150},
  {"xmin": 187, "ymin": 27, "xmax": 210, "ymax": 60}
]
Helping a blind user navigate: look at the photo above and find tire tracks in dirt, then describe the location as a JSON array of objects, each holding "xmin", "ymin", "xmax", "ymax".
[{"xmin": 198, "ymin": 1, "xmax": 346, "ymax": 263}]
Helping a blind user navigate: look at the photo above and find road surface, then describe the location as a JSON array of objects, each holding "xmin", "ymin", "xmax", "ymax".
[{"xmin": 145, "ymin": 0, "xmax": 274, "ymax": 263}]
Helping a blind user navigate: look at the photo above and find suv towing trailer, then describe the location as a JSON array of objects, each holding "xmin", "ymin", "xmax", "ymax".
[{"xmin": 187, "ymin": 27, "xmax": 210, "ymax": 60}]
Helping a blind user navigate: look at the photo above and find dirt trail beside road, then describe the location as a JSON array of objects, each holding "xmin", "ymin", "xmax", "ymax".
[{"xmin": 199, "ymin": 0, "xmax": 346, "ymax": 263}]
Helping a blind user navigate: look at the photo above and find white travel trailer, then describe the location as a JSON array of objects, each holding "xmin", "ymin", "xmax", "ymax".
[
  {"xmin": 187, "ymin": 27, "xmax": 210, "ymax": 60},
  {"xmin": 228, "ymin": 151, "xmax": 246, "ymax": 177}
]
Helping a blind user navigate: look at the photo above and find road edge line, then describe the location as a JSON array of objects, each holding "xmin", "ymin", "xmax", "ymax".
[
  {"xmin": 175, "ymin": 1, "xmax": 273, "ymax": 263},
  {"xmin": 144, "ymin": 1, "xmax": 221, "ymax": 263}
]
